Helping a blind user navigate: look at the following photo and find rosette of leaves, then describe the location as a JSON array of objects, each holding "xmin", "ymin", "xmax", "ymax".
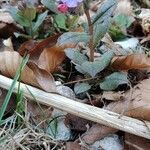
[
  {"xmin": 58, "ymin": 0, "xmax": 129, "ymax": 94},
  {"xmin": 8, "ymin": 3, "xmax": 48, "ymax": 39}
]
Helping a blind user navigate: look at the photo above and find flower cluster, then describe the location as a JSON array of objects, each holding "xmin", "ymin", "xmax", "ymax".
[{"xmin": 58, "ymin": 0, "xmax": 83, "ymax": 13}]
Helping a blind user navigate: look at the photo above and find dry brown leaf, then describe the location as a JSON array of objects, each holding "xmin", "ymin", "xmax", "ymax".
[
  {"xmin": 27, "ymin": 100, "xmax": 53, "ymax": 128},
  {"xmin": 102, "ymin": 91, "xmax": 124, "ymax": 101},
  {"xmin": 19, "ymin": 34, "xmax": 61, "ymax": 61},
  {"xmin": 80, "ymin": 124, "xmax": 117, "ymax": 145},
  {"xmin": 0, "ymin": 12, "xmax": 14, "ymax": 24},
  {"xmin": 0, "ymin": 12, "xmax": 23, "ymax": 38},
  {"xmin": 19, "ymin": 34, "xmax": 72, "ymax": 73},
  {"xmin": 0, "ymin": 51, "xmax": 56, "ymax": 92},
  {"xmin": 140, "ymin": 34, "xmax": 150, "ymax": 44},
  {"xmin": 111, "ymin": 54, "xmax": 150, "ymax": 70},
  {"xmin": 37, "ymin": 45, "xmax": 66, "ymax": 73},
  {"xmin": 66, "ymin": 142, "xmax": 81, "ymax": 150},
  {"xmin": 65, "ymin": 114, "xmax": 92, "ymax": 132},
  {"xmin": 124, "ymin": 134, "xmax": 150, "ymax": 150},
  {"xmin": 0, "ymin": 88, "xmax": 16, "ymax": 112},
  {"xmin": 115, "ymin": 0, "xmax": 133, "ymax": 16},
  {"xmin": 0, "ymin": 23, "xmax": 22, "ymax": 38}
]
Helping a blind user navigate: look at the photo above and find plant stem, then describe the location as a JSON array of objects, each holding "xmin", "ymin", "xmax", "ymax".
[{"xmin": 85, "ymin": 9, "xmax": 94, "ymax": 62}]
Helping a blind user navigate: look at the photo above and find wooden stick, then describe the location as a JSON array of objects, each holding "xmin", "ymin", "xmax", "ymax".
[{"xmin": 0, "ymin": 75, "xmax": 150, "ymax": 139}]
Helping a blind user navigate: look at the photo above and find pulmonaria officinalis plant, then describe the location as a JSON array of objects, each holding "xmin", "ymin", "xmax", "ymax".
[{"xmin": 57, "ymin": 0, "xmax": 129, "ymax": 94}]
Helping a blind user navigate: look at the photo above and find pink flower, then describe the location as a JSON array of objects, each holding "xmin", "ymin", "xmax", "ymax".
[{"xmin": 58, "ymin": 3, "xmax": 68, "ymax": 13}]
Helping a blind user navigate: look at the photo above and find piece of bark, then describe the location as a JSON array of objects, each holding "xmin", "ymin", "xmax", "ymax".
[{"xmin": 124, "ymin": 133, "xmax": 150, "ymax": 150}]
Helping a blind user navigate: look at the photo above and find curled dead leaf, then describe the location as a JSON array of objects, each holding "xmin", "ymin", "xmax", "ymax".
[
  {"xmin": 19, "ymin": 34, "xmax": 75, "ymax": 73},
  {"xmin": 0, "ymin": 51, "xmax": 56, "ymax": 92},
  {"xmin": 19, "ymin": 34, "xmax": 61, "ymax": 60},
  {"xmin": 111, "ymin": 54, "xmax": 150, "ymax": 70},
  {"xmin": 38, "ymin": 45, "xmax": 67, "ymax": 73}
]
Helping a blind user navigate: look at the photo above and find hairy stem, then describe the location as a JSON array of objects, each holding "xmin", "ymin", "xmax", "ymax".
[{"xmin": 85, "ymin": 9, "xmax": 94, "ymax": 62}]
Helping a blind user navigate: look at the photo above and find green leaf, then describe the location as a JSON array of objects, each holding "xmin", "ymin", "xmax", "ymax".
[
  {"xmin": 54, "ymin": 14, "xmax": 68, "ymax": 30},
  {"xmin": 92, "ymin": 0, "xmax": 117, "ymax": 24},
  {"xmin": 75, "ymin": 64, "xmax": 86, "ymax": 74},
  {"xmin": 33, "ymin": 11, "xmax": 48, "ymax": 32},
  {"xmin": 41, "ymin": 0, "xmax": 58, "ymax": 13},
  {"xmin": 57, "ymin": 32, "xmax": 90, "ymax": 46},
  {"xmin": 74, "ymin": 83, "xmax": 91, "ymax": 94},
  {"xmin": 81, "ymin": 51, "xmax": 114, "ymax": 77},
  {"xmin": 22, "ymin": 7, "xmax": 36, "ymax": 22},
  {"xmin": 109, "ymin": 24, "xmax": 126, "ymax": 41},
  {"xmin": 65, "ymin": 48, "xmax": 88, "ymax": 65},
  {"xmin": 8, "ymin": 7, "xmax": 30, "ymax": 27},
  {"xmin": 100, "ymin": 72, "xmax": 128, "ymax": 91},
  {"xmin": 93, "ymin": 19, "xmax": 111, "ymax": 47},
  {"xmin": 114, "ymin": 14, "xmax": 133, "ymax": 28},
  {"xmin": 92, "ymin": 0, "xmax": 117, "ymax": 47}
]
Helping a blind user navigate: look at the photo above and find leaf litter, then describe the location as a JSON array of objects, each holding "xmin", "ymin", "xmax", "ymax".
[{"xmin": 0, "ymin": 0, "xmax": 150, "ymax": 149}]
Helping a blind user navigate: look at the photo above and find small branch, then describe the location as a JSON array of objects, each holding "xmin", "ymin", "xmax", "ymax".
[{"xmin": 0, "ymin": 75, "xmax": 150, "ymax": 140}]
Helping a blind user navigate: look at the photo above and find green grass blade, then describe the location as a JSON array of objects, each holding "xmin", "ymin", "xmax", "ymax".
[{"xmin": 0, "ymin": 55, "xmax": 29, "ymax": 124}]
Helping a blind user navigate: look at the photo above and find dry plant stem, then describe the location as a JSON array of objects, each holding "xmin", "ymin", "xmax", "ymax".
[
  {"xmin": 0, "ymin": 75, "xmax": 150, "ymax": 139},
  {"xmin": 63, "ymin": 76, "xmax": 99, "ymax": 85},
  {"xmin": 85, "ymin": 9, "xmax": 94, "ymax": 62}
]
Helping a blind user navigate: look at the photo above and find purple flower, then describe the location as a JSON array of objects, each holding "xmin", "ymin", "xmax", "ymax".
[{"xmin": 61, "ymin": 0, "xmax": 83, "ymax": 8}]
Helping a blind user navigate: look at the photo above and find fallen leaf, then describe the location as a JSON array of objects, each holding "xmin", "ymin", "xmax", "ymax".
[
  {"xmin": 37, "ymin": 45, "xmax": 65, "ymax": 73},
  {"xmin": 3, "ymin": 37, "xmax": 14, "ymax": 51},
  {"xmin": 111, "ymin": 54, "xmax": 150, "ymax": 70},
  {"xmin": 19, "ymin": 34, "xmax": 75, "ymax": 73},
  {"xmin": 0, "ymin": 12, "xmax": 14, "ymax": 24},
  {"xmin": 140, "ymin": 34, "xmax": 150, "ymax": 44},
  {"xmin": 27, "ymin": 100, "xmax": 53, "ymax": 128},
  {"xmin": 124, "ymin": 134, "xmax": 150, "ymax": 150},
  {"xmin": 65, "ymin": 114, "xmax": 92, "ymax": 132},
  {"xmin": 102, "ymin": 91, "xmax": 124, "ymax": 101},
  {"xmin": 114, "ymin": 0, "xmax": 133, "ymax": 16},
  {"xmin": 0, "ymin": 23, "xmax": 22, "ymax": 39},
  {"xmin": 66, "ymin": 142, "xmax": 81, "ymax": 150},
  {"xmin": 81, "ymin": 124, "xmax": 117, "ymax": 145},
  {"xmin": 19, "ymin": 34, "xmax": 61, "ymax": 61},
  {"xmin": 0, "ymin": 88, "xmax": 16, "ymax": 112},
  {"xmin": 0, "ymin": 51, "xmax": 56, "ymax": 92}
]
